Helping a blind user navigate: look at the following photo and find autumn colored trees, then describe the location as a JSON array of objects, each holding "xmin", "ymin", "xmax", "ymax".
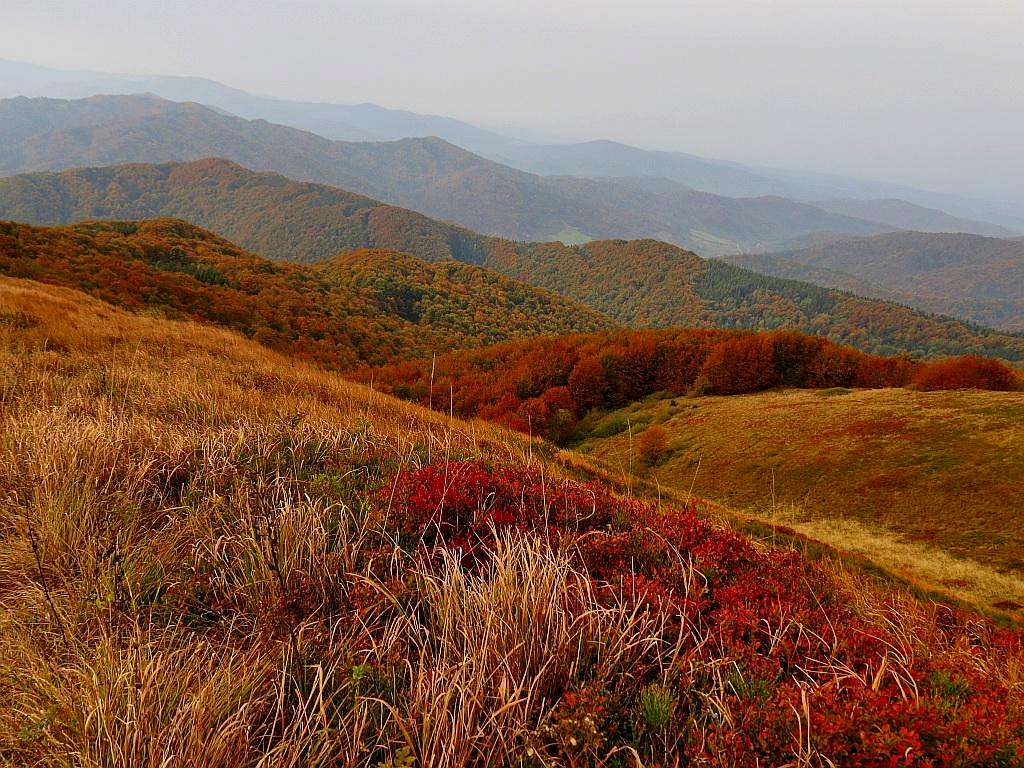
[
  {"xmin": 373, "ymin": 328, "xmax": 1021, "ymax": 442},
  {"xmin": 912, "ymin": 354, "xmax": 1020, "ymax": 391},
  {"xmin": 0, "ymin": 218, "xmax": 608, "ymax": 368}
]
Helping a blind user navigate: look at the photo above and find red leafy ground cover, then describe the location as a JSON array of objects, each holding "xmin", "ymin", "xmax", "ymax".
[{"xmin": 385, "ymin": 460, "xmax": 1024, "ymax": 766}]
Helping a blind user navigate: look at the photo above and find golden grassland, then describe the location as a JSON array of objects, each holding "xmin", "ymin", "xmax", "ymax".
[
  {"xmin": 574, "ymin": 387, "xmax": 1024, "ymax": 618},
  {"xmin": 2, "ymin": 276, "xmax": 1023, "ymax": 765}
]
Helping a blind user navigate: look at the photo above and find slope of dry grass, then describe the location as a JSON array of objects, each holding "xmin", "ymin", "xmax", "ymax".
[
  {"xmin": 574, "ymin": 388, "xmax": 1024, "ymax": 617},
  {"xmin": 2, "ymin": 276, "xmax": 1022, "ymax": 765}
]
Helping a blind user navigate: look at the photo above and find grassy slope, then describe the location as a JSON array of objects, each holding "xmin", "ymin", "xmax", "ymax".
[
  {"xmin": 574, "ymin": 387, "xmax": 1024, "ymax": 615},
  {"xmin": 0, "ymin": 218, "xmax": 613, "ymax": 367},
  {"xmin": 3, "ymin": 275, "xmax": 1022, "ymax": 764}
]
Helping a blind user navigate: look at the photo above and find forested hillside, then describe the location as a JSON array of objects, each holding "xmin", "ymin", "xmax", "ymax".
[
  {"xmin": 726, "ymin": 231, "xmax": 1024, "ymax": 332},
  {"xmin": 487, "ymin": 239, "xmax": 1024, "ymax": 360},
  {"xmin": 0, "ymin": 159, "xmax": 491, "ymax": 264},
  {"xmin": 0, "ymin": 218, "xmax": 612, "ymax": 367},
  {"xmin": 2, "ymin": 159, "xmax": 1023, "ymax": 361}
]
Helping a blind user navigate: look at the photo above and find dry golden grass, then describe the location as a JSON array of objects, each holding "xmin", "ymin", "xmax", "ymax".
[
  {"xmin": 0, "ymin": 276, "xmax": 536, "ymax": 765},
  {"xmin": 575, "ymin": 387, "xmax": 1024, "ymax": 617},
  {"xmin": 0, "ymin": 277, "xmax": 701, "ymax": 765},
  {"xmin": 2, "ymin": 276, "xmax": 1022, "ymax": 765}
]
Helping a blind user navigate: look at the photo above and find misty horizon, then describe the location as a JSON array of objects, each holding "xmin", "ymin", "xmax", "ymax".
[{"xmin": 3, "ymin": 0, "xmax": 1022, "ymax": 206}]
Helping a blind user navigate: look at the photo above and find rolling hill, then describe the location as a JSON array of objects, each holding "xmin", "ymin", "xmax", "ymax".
[
  {"xmin": 574, "ymin": 387, "xmax": 1024, "ymax": 617},
  {"xmin": 0, "ymin": 218, "xmax": 613, "ymax": 367},
  {"xmin": 725, "ymin": 231, "xmax": 1024, "ymax": 332},
  {"xmin": 2, "ymin": 159, "xmax": 1024, "ymax": 361},
  {"xmin": 2, "ymin": 274, "xmax": 1022, "ymax": 765},
  {"xmin": 0, "ymin": 94, "xmax": 906, "ymax": 255}
]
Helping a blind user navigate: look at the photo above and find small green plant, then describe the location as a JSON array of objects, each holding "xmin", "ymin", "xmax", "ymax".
[
  {"xmin": 638, "ymin": 683, "xmax": 675, "ymax": 731},
  {"xmin": 376, "ymin": 746, "xmax": 414, "ymax": 768},
  {"xmin": 928, "ymin": 669, "xmax": 971, "ymax": 709},
  {"xmin": 727, "ymin": 669, "xmax": 774, "ymax": 702}
]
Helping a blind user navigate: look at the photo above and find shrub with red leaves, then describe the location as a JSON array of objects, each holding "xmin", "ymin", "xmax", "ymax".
[
  {"xmin": 383, "ymin": 459, "xmax": 1024, "ymax": 766},
  {"xmin": 698, "ymin": 335, "xmax": 779, "ymax": 395},
  {"xmin": 913, "ymin": 355, "xmax": 1020, "ymax": 391}
]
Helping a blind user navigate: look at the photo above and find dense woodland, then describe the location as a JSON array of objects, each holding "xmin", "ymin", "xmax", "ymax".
[
  {"xmin": 0, "ymin": 159, "xmax": 491, "ymax": 264},
  {"xmin": 371, "ymin": 328, "xmax": 1021, "ymax": 442},
  {"xmin": 0, "ymin": 218, "xmax": 610, "ymax": 367},
  {"xmin": 3, "ymin": 159, "xmax": 1023, "ymax": 362},
  {"xmin": 490, "ymin": 239, "xmax": 1024, "ymax": 360}
]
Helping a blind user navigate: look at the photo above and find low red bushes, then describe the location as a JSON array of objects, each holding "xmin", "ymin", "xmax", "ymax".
[{"xmin": 383, "ymin": 459, "xmax": 1024, "ymax": 766}]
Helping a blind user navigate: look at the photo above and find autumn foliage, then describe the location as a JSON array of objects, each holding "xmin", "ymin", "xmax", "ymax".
[
  {"xmin": 912, "ymin": 354, "xmax": 1021, "ymax": 391},
  {"xmin": 635, "ymin": 424, "xmax": 669, "ymax": 465},
  {"xmin": 373, "ymin": 327, "xmax": 1019, "ymax": 441},
  {"xmin": 386, "ymin": 459, "xmax": 1024, "ymax": 766},
  {"xmin": 3, "ymin": 271, "xmax": 1023, "ymax": 766},
  {"xmin": 0, "ymin": 217, "xmax": 609, "ymax": 367}
]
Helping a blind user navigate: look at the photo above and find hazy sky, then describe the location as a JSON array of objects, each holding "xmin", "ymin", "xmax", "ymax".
[{"xmin": 4, "ymin": 0, "xmax": 1023, "ymax": 201}]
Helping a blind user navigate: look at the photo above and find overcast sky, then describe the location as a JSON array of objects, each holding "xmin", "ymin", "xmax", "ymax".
[{"xmin": 3, "ymin": 0, "xmax": 1022, "ymax": 202}]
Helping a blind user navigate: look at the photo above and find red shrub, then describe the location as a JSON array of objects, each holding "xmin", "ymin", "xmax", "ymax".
[
  {"xmin": 912, "ymin": 355, "xmax": 1019, "ymax": 391},
  {"xmin": 382, "ymin": 458, "xmax": 1024, "ymax": 766},
  {"xmin": 699, "ymin": 335, "xmax": 780, "ymax": 394},
  {"xmin": 636, "ymin": 424, "xmax": 669, "ymax": 465}
]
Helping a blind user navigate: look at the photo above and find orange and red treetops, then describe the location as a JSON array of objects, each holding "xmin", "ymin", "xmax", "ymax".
[
  {"xmin": 371, "ymin": 329, "xmax": 1020, "ymax": 442},
  {"xmin": 1, "ymin": 216, "xmax": 1018, "ymax": 448}
]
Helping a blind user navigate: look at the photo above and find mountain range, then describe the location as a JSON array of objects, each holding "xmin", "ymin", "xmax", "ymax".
[
  {"xmin": 2, "ymin": 157, "xmax": 1022, "ymax": 361},
  {"xmin": 495, "ymin": 140, "xmax": 1024, "ymax": 232},
  {"xmin": 3, "ymin": 56, "xmax": 1022, "ymax": 234},
  {"xmin": 0, "ymin": 93, "xmax": 914, "ymax": 255}
]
